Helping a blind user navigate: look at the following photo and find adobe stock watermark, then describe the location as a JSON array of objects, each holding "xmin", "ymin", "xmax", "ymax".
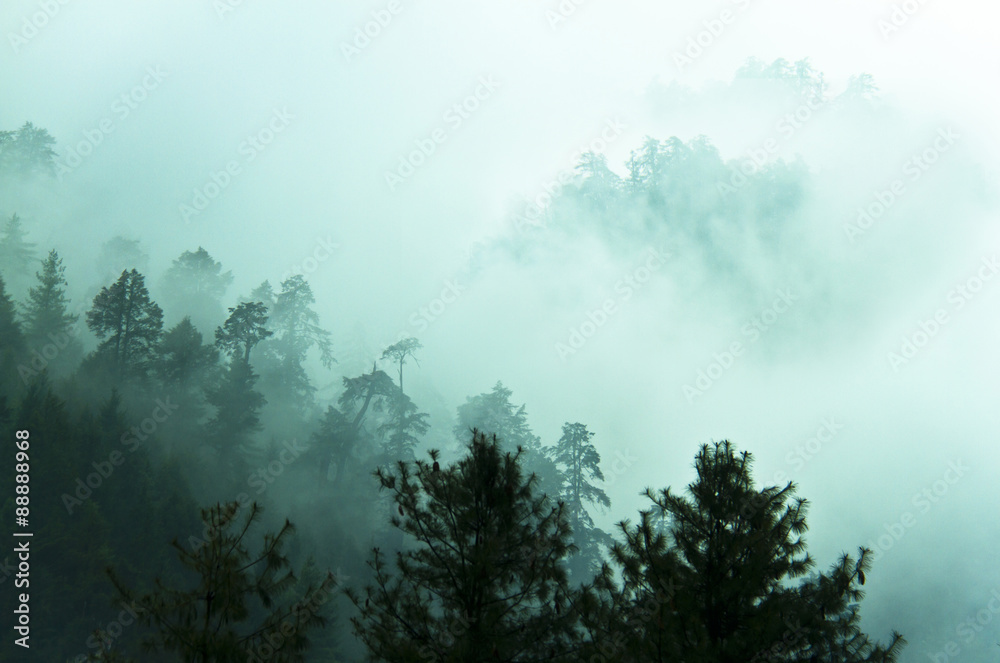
[
  {"xmin": 673, "ymin": 0, "xmax": 756, "ymax": 73},
  {"xmin": 877, "ymin": 0, "xmax": 930, "ymax": 40},
  {"xmin": 341, "ymin": 0, "xmax": 404, "ymax": 61},
  {"xmin": 887, "ymin": 255, "xmax": 998, "ymax": 372},
  {"xmin": 247, "ymin": 439, "xmax": 308, "ymax": 495},
  {"xmin": 555, "ymin": 247, "xmax": 670, "ymax": 361},
  {"xmin": 179, "ymin": 107, "xmax": 294, "ymax": 224},
  {"xmin": 61, "ymin": 397, "xmax": 181, "ymax": 514},
  {"xmin": 927, "ymin": 584, "xmax": 1000, "ymax": 663},
  {"xmin": 7, "ymin": 0, "xmax": 72, "ymax": 54},
  {"xmin": 511, "ymin": 117, "xmax": 629, "ymax": 235},
  {"xmin": 55, "ymin": 66, "xmax": 168, "ymax": 180},
  {"xmin": 213, "ymin": 0, "xmax": 251, "ymax": 20},
  {"xmin": 17, "ymin": 302, "xmax": 87, "ymax": 384},
  {"xmin": 867, "ymin": 459, "xmax": 969, "ymax": 562},
  {"xmin": 278, "ymin": 235, "xmax": 341, "ymax": 283},
  {"xmin": 684, "ymin": 287, "xmax": 798, "ymax": 403},
  {"xmin": 384, "ymin": 75, "xmax": 501, "ymax": 191},
  {"xmin": 545, "ymin": 0, "xmax": 591, "ymax": 30},
  {"xmin": 407, "ymin": 278, "xmax": 465, "ymax": 333},
  {"xmin": 717, "ymin": 95, "xmax": 826, "ymax": 196},
  {"xmin": 843, "ymin": 127, "xmax": 958, "ymax": 243}
]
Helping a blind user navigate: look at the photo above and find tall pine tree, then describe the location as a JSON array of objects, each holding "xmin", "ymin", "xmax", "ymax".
[{"xmin": 349, "ymin": 430, "xmax": 585, "ymax": 662}]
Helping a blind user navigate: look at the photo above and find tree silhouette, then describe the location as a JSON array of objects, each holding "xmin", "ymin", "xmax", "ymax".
[
  {"xmin": 108, "ymin": 501, "xmax": 332, "ymax": 662},
  {"xmin": 585, "ymin": 440, "xmax": 905, "ymax": 662},
  {"xmin": 161, "ymin": 247, "xmax": 234, "ymax": 333},
  {"xmin": 349, "ymin": 430, "xmax": 584, "ymax": 662},
  {"xmin": 552, "ymin": 422, "xmax": 611, "ymax": 583},
  {"xmin": 85, "ymin": 269, "xmax": 163, "ymax": 380}
]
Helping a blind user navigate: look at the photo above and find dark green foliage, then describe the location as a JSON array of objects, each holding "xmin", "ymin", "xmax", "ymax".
[
  {"xmin": 215, "ymin": 301, "xmax": 272, "ymax": 364},
  {"xmin": 349, "ymin": 431, "xmax": 584, "ymax": 662},
  {"xmin": 583, "ymin": 440, "xmax": 905, "ymax": 663},
  {"xmin": 157, "ymin": 317, "xmax": 219, "ymax": 388},
  {"xmin": 454, "ymin": 382, "xmax": 560, "ymax": 498},
  {"xmin": 0, "ymin": 274, "xmax": 25, "ymax": 395},
  {"xmin": 109, "ymin": 501, "xmax": 332, "ymax": 662},
  {"xmin": 86, "ymin": 269, "xmax": 164, "ymax": 380},
  {"xmin": 20, "ymin": 249, "xmax": 81, "ymax": 376}
]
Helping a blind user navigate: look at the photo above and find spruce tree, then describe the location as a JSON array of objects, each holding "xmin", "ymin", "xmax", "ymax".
[
  {"xmin": 21, "ymin": 249, "xmax": 80, "ymax": 373},
  {"xmin": 349, "ymin": 430, "xmax": 584, "ymax": 662}
]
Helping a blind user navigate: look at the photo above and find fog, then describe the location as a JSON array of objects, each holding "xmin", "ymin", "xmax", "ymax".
[{"xmin": 2, "ymin": 1, "xmax": 999, "ymax": 661}]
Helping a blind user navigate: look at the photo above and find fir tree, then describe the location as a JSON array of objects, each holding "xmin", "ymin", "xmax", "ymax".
[{"xmin": 349, "ymin": 430, "xmax": 584, "ymax": 662}]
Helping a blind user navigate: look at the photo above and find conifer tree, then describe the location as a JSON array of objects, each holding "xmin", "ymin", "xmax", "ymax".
[
  {"xmin": 161, "ymin": 247, "xmax": 234, "ymax": 333},
  {"xmin": 552, "ymin": 422, "xmax": 611, "ymax": 583},
  {"xmin": 585, "ymin": 440, "xmax": 905, "ymax": 663},
  {"xmin": 0, "ymin": 213, "xmax": 37, "ymax": 292},
  {"xmin": 454, "ymin": 382, "xmax": 560, "ymax": 498},
  {"xmin": 349, "ymin": 430, "xmax": 584, "ymax": 662},
  {"xmin": 21, "ymin": 249, "xmax": 80, "ymax": 374},
  {"xmin": 0, "ymin": 274, "xmax": 25, "ymax": 395},
  {"xmin": 85, "ymin": 269, "xmax": 163, "ymax": 380},
  {"xmin": 108, "ymin": 501, "xmax": 333, "ymax": 662}
]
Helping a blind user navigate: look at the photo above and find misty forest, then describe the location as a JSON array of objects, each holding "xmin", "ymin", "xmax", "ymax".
[{"xmin": 2, "ymin": 3, "xmax": 998, "ymax": 663}]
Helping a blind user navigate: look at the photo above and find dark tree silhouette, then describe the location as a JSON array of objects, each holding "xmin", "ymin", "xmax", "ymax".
[
  {"xmin": 85, "ymin": 269, "xmax": 164, "ymax": 379},
  {"xmin": 109, "ymin": 501, "xmax": 333, "ymax": 662},
  {"xmin": 552, "ymin": 422, "xmax": 611, "ymax": 583},
  {"xmin": 583, "ymin": 440, "xmax": 905, "ymax": 663},
  {"xmin": 349, "ymin": 430, "xmax": 584, "ymax": 662}
]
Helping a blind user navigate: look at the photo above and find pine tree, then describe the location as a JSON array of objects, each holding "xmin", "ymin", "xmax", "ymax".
[
  {"xmin": 207, "ymin": 305, "xmax": 272, "ymax": 478},
  {"xmin": 95, "ymin": 237, "xmax": 149, "ymax": 287},
  {"xmin": 108, "ymin": 501, "xmax": 333, "ymax": 662},
  {"xmin": 349, "ymin": 430, "xmax": 584, "ymax": 662},
  {"xmin": 256, "ymin": 275, "xmax": 334, "ymax": 418},
  {"xmin": 454, "ymin": 382, "xmax": 560, "ymax": 498},
  {"xmin": 21, "ymin": 249, "xmax": 80, "ymax": 373},
  {"xmin": 552, "ymin": 422, "xmax": 611, "ymax": 583},
  {"xmin": 161, "ymin": 247, "xmax": 234, "ymax": 333},
  {"xmin": 380, "ymin": 337, "xmax": 422, "ymax": 396},
  {"xmin": 85, "ymin": 269, "xmax": 164, "ymax": 380},
  {"xmin": 585, "ymin": 440, "xmax": 905, "ymax": 663},
  {"xmin": 215, "ymin": 301, "xmax": 273, "ymax": 365}
]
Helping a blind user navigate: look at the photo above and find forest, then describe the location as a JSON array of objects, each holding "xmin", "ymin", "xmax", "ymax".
[{"xmin": 0, "ymin": 67, "xmax": 916, "ymax": 659}]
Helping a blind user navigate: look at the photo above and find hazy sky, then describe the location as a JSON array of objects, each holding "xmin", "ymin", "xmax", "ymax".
[{"xmin": 4, "ymin": 1, "xmax": 999, "ymax": 658}]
